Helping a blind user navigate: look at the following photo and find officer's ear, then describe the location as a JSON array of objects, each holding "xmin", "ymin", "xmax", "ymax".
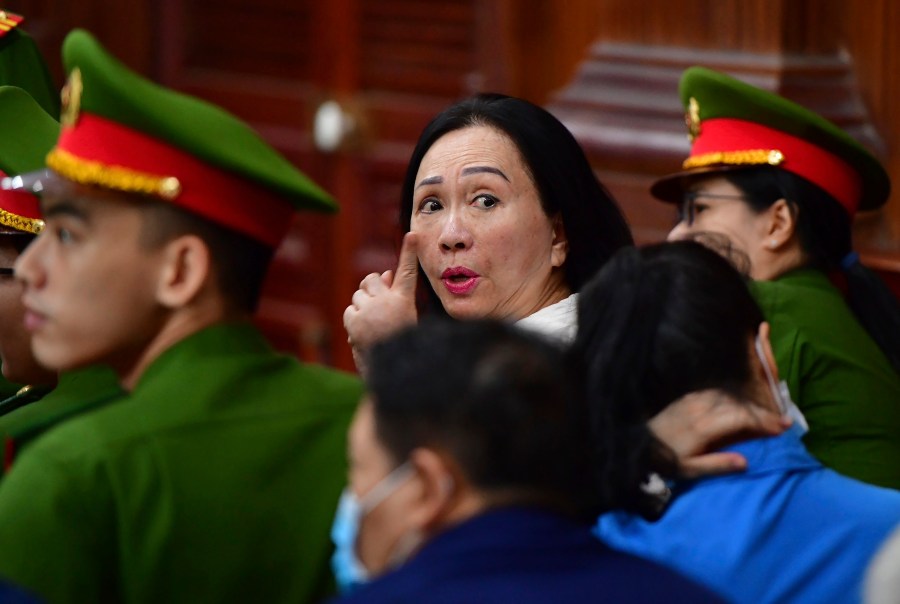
[
  {"xmin": 763, "ymin": 198, "xmax": 799, "ymax": 250},
  {"xmin": 154, "ymin": 234, "xmax": 212, "ymax": 309}
]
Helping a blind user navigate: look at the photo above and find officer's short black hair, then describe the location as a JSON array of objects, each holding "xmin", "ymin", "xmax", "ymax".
[{"xmin": 138, "ymin": 202, "xmax": 273, "ymax": 314}]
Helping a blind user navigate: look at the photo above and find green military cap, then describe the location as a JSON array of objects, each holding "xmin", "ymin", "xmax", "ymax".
[
  {"xmin": 44, "ymin": 29, "xmax": 336, "ymax": 248},
  {"xmin": 0, "ymin": 86, "xmax": 58, "ymax": 234},
  {"xmin": 651, "ymin": 66, "xmax": 890, "ymax": 216},
  {"xmin": 0, "ymin": 13, "xmax": 59, "ymax": 119}
]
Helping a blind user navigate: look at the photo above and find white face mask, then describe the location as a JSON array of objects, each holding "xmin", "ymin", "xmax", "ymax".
[{"xmin": 754, "ymin": 335, "xmax": 809, "ymax": 432}]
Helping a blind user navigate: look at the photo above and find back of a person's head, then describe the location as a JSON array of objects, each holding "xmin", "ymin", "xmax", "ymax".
[
  {"xmin": 571, "ymin": 241, "xmax": 764, "ymax": 513},
  {"xmin": 367, "ymin": 318, "xmax": 597, "ymax": 515}
]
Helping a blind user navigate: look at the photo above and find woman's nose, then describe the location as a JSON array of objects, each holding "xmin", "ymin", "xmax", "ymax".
[
  {"xmin": 438, "ymin": 212, "xmax": 473, "ymax": 251},
  {"xmin": 667, "ymin": 220, "xmax": 692, "ymax": 242}
]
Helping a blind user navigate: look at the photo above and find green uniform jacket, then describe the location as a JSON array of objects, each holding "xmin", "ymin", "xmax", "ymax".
[
  {"xmin": 752, "ymin": 269, "xmax": 900, "ymax": 489},
  {"xmin": 0, "ymin": 365, "xmax": 123, "ymax": 470},
  {"xmin": 0, "ymin": 322, "xmax": 363, "ymax": 603}
]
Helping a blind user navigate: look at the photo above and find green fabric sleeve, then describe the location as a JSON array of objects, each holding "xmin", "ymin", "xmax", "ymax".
[{"xmin": 0, "ymin": 431, "xmax": 117, "ymax": 603}]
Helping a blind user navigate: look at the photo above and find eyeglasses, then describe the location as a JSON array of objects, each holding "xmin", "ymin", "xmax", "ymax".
[{"xmin": 679, "ymin": 191, "xmax": 754, "ymax": 226}]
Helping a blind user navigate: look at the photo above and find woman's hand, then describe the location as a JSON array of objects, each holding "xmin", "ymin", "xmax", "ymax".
[
  {"xmin": 344, "ymin": 233, "xmax": 421, "ymax": 374},
  {"xmin": 649, "ymin": 389, "xmax": 792, "ymax": 479}
]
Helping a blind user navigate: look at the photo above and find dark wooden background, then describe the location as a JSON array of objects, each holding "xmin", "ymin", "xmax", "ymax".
[{"xmin": 9, "ymin": 0, "xmax": 900, "ymax": 371}]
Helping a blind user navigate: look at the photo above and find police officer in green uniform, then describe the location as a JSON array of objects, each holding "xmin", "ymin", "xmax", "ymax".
[
  {"xmin": 0, "ymin": 14, "xmax": 122, "ymax": 453},
  {"xmin": 652, "ymin": 66, "xmax": 900, "ymax": 490},
  {"xmin": 0, "ymin": 14, "xmax": 59, "ymax": 404},
  {"xmin": 0, "ymin": 13, "xmax": 59, "ymax": 401},
  {"xmin": 0, "ymin": 85, "xmax": 57, "ymax": 414},
  {"xmin": 0, "ymin": 86, "xmax": 121, "ymax": 447},
  {"xmin": 0, "ymin": 29, "xmax": 363, "ymax": 603}
]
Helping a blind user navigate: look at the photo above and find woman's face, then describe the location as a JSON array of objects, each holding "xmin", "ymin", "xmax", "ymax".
[
  {"xmin": 410, "ymin": 126, "xmax": 569, "ymax": 321},
  {"xmin": 667, "ymin": 175, "xmax": 773, "ymax": 268}
]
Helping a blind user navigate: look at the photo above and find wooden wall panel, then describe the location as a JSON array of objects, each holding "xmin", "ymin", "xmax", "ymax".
[
  {"xmin": 843, "ymin": 1, "xmax": 900, "ymax": 253},
  {"xmin": 180, "ymin": 0, "xmax": 315, "ymax": 79},
  {"xmin": 359, "ymin": 0, "xmax": 475, "ymax": 96},
  {"xmin": 474, "ymin": 0, "xmax": 603, "ymax": 104},
  {"xmin": 5, "ymin": 0, "xmax": 154, "ymax": 82},
  {"xmin": 594, "ymin": 0, "xmax": 841, "ymax": 53}
]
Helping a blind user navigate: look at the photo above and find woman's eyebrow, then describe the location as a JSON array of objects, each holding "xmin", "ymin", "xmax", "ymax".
[
  {"xmin": 461, "ymin": 166, "xmax": 510, "ymax": 181},
  {"xmin": 416, "ymin": 175, "xmax": 443, "ymax": 189}
]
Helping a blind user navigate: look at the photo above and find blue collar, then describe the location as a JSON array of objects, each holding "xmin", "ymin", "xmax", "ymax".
[
  {"xmin": 411, "ymin": 506, "xmax": 593, "ymax": 565},
  {"xmin": 719, "ymin": 424, "xmax": 821, "ymax": 477}
]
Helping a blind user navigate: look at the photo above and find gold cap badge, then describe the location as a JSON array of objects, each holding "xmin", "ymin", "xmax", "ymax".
[
  {"xmin": 60, "ymin": 67, "xmax": 83, "ymax": 129},
  {"xmin": 0, "ymin": 11, "xmax": 23, "ymax": 37},
  {"xmin": 686, "ymin": 97, "xmax": 701, "ymax": 143}
]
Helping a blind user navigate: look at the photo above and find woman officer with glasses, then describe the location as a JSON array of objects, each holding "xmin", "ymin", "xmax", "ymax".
[{"xmin": 653, "ymin": 66, "xmax": 900, "ymax": 490}]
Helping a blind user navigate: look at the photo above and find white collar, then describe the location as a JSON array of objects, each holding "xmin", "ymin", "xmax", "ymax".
[{"xmin": 515, "ymin": 293, "xmax": 579, "ymax": 344}]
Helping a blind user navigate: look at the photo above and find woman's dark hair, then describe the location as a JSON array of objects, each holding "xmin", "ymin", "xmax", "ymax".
[
  {"xmin": 569, "ymin": 241, "xmax": 764, "ymax": 516},
  {"xmin": 367, "ymin": 318, "xmax": 600, "ymax": 518},
  {"xmin": 723, "ymin": 166, "xmax": 900, "ymax": 371},
  {"xmin": 400, "ymin": 93, "xmax": 633, "ymax": 316}
]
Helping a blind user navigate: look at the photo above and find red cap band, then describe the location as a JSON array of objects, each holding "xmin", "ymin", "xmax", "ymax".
[
  {"xmin": 691, "ymin": 118, "xmax": 863, "ymax": 215},
  {"xmin": 53, "ymin": 114, "xmax": 295, "ymax": 247},
  {"xmin": 0, "ymin": 169, "xmax": 43, "ymax": 234}
]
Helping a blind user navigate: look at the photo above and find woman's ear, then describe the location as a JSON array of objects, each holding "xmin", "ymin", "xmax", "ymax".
[
  {"xmin": 155, "ymin": 235, "xmax": 213, "ymax": 309},
  {"xmin": 765, "ymin": 199, "xmax": 798, "ymax": 251},
  {"xmin": 405, "ymin": 447, "xmax": 460, "ymax": 533},
  {"xmin": 550, "ymin": 215, "xmax": 569, "ymax": 268}
]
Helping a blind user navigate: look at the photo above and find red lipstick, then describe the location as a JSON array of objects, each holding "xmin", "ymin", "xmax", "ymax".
[{"xmin": 441, "ymin": 266, "xmax": 479, "ymax": 295}]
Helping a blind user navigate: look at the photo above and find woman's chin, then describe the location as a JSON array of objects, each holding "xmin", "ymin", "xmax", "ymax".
[{"xmin": 441, "ymin": 300, "xmax": 489, "ymax": 321}]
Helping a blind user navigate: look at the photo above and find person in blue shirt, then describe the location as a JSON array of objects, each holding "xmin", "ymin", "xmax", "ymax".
[
  {"xmin": 330, "ymin": 319, "xmax": 723, "ymax": 604},
  {"xmin": 570, "ymin": 240, "xmax": 900, "ymax": 604}
]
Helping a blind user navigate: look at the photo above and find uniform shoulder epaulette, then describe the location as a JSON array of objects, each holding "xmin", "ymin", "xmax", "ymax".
[{"xmin": 0, "ymin": 11, "xmax": 24, "ymax": 38}]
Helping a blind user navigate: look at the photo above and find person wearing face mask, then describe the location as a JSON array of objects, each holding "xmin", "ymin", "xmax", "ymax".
[
  {"xmin": 330, "ymin": 319, "xmax": 724, "ymax": 603},
  {"xmin": 654, "ymin": 66, "xmax": 900, "ymax": 490},
  {"xmin": 572, "ymin": 241, "xmax": 900, "ymax": 604}
]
